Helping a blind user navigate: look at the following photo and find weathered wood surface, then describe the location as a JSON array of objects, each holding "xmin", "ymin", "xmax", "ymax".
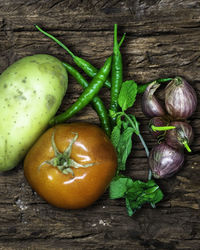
[{"xmin": 0, "ymin": 0, "xmax": 200, "ymax": 249}]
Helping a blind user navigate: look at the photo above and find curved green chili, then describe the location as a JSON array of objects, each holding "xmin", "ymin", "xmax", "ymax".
[
  {"xmin": 110, "ymin": 24, "xmax": 123, "ymax": 125},
  {"xmin": 49, "ymin": 56, "xmax": 112, "ymax": 126},
  {"xmin": 36, "ymin": 25, "xmax": 125, "ymax": 89},
  {"xmin": 73, "ymin": 32, "xmax": 125, "ymax": 87},
  {"xmin": 157, "ymin": 77, "xmax": 173, "ymax": 83},
  {"xmin": 36, "ymin": 25, "xmax": 111, "ymax": 88},
  {"xmin": 63, "ymin": 62, "xmax": 111, "ymax": 136},
  {"xmin": 137, "ymin": 83, "xmax": 149, "ymax": 94}
]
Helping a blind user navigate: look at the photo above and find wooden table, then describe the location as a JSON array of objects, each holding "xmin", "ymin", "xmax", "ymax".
[{"xmin": 0, "ymin": 1, "xmax": 200, "ymax": 249}]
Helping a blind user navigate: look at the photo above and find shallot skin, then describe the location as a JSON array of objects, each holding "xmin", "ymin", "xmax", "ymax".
[
  {"xmin": 166, "ymin": 121, "xmax": 194, "ymax": 149},
  {"xmin": 149, "ymin": 143, "xmax": 184, "ymax": 179},
  {"xmin": 165, "ymin": 77, "xmax": 197, "ymax": 120},
  {"xmin": 142, "ymin": 81, "xmax": 165, "ymax": 117},
  {"xmin": 149, "ymin": 116, "xmax": 167, "ymax": 138}
]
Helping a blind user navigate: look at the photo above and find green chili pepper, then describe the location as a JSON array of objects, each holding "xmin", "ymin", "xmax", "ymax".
[
  {"xmin": 35, "ymin": 25, "xmax": 125, "ymax": 89},
  {"xmin": 110, "ymin": 24, "xmax": 123, "ymax": 125},
  {"xmin": 74, "ymin": 32, "xmax": 125, "ymax": 88},
  {"xmin": 63, "ymin": 62, "xmax": 111, "ymax": 136},
  {"xmin": 49, "ymin": 56, "xmax": 112, "ymax": 126},
  {"xmin": 157, "ymin": 77, "xmax": 173, "ymax": 83},
  {"xmin": 137, "ymin": 83, "xmax": 149, "ymax": 94},
  {"xmin": 35, "ymin": 25, "xmax": 111, "ymax": 88}
]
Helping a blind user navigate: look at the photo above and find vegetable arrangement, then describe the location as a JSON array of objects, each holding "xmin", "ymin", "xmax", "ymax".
[
  {"xmin": 0, "ymin": 24, "xmax": 197, "ymax": 216},
  {"xmin": 34, "ymin": 24, "xmax": 168, "ymax": 215}
]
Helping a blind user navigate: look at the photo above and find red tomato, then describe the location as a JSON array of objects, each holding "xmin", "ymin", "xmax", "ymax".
[{"xmin": 24, "ymin": 122, "xmax": 117, "ymax": 209}]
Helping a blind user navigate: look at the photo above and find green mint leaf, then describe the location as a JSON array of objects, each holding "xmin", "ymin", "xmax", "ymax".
[
  {"xmin": 111, "ymin": 125, "xmax": 121, "ymax": 148},
  {"xmin": 122, "ymin": 120, "xmax": 129, "ymax": 130},
  {"xmin": 110, "ymin": 175, "xmax": 164, "ymax": 216},
  {"xmin": 125, "ymin": 198, "xmax": 134, "ymax": 216},
  {"xmin": 117, "ymin": 127, "xmax": 134, "ymax": 171},
  {"xmin": 109, "ymin": 109, "xmax": 117, "ymax": 119},
  {"xmin": 118, "ymin": 80, "xmax": 138, "ymax": 111},
  {"xmin": 111, "ymin": 117, "xmax": 122, "ymax": 148},
  {"xmin": 125, "ymin": 179, "xmax": 164, "ymax": 215},
  {"xmin": 109, "ymin": 175, "xmax": 134, "ymax": 199}
]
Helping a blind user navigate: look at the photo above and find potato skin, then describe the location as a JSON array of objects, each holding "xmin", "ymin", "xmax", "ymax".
[{"xmin": 0, "ymin": 54, "xmax": 68, "ymax": 171}]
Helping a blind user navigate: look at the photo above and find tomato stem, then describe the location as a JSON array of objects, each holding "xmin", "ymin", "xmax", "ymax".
[{"xmin": 38, "ymin": 131, "xmax": 94, "ymax": 175}]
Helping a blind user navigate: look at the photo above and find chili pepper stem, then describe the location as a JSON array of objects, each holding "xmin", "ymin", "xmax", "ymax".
[
  {"xmin": 183, "ymin": 140, "xmax": 192, "ymax": 152},
  {"xmin": 35, "ymin": 25, "xmax": 75, "ymax": 58},
  {"xmin": 151, "ymin": 125, "xmax": 176, "ymax": 132},
  {"xmin": 119, "ymin": 33, "xmax": 126, "ymax": 48}
]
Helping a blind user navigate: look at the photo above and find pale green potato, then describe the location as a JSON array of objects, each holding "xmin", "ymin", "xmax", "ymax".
[{"xmin": 0, "ymin": 54, "xmax": 68, "ymax": 171}]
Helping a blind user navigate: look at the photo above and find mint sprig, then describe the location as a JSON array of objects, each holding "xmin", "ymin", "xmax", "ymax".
[
  {"xmin": 109, "ymin": 175, "xmax": 163, "ymax": 216},
  {"xmin": 109, "ymin": 80, "xmax": 163, "ymax": 215}
]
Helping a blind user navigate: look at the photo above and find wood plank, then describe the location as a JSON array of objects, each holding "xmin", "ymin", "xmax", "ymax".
[{"xmin": 0, "ymin": 0, "xmax": 200, "ymax": 249}]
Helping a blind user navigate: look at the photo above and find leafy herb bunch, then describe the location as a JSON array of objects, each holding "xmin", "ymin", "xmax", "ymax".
[{"xmin": 109, "ymin": 80, "xmax": 163, "ymax": 216}]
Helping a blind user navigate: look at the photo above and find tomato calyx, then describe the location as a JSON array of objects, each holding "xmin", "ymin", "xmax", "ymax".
[{"xmin": 39, "ymin": 131, "xmax": 94, "ymax": 176}]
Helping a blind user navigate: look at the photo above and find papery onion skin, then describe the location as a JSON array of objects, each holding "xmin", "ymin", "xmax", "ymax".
[
  {"xmin": 149, "ymin": 143, "xmax": 184, "ymax": 179},
  {"xmin": 165, "ymin": 121, "xmax": 193, "ymax": 149},
  {"xmin": 149, "ymin": 116, "xmax": 168, "ymax": 138},
  {"xmin": 142, "ymin": 81, "xmax": 166, "ymax": 117},
  {"xmin": 165, "ymin": 77, "xmax": 197, "ymax": 120}
]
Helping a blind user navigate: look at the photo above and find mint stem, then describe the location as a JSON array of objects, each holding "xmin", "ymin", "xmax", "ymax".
[
  {"xmin": 137, "ymin": 133, "xmax": 150, "ymax": 157},
  {"xmin": 148, "ymin": 170, "xmax": 152, "ymax": 180},
  {"xmin": 124, "ymin": 113, "xmax": 150, "ymax": 157},
  {"xmin": 123, "ymin": 113, "xmax": 151, "ymax": 180}
]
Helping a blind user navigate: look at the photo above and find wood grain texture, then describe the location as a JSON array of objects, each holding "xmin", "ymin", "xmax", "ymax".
[{"xmin": 0, "ymin": 0, "xmax": 200, "ymax": 249}]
